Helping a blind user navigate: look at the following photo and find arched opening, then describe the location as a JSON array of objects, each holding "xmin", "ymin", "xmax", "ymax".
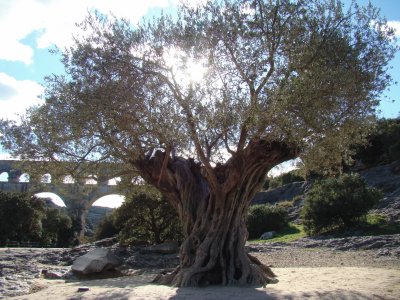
[
  {"xmin": 19, "ymin": 173, "xmax": 30, "ymax": 182},
  {"xmin": 86, "ymin": 195, "xmax": 124, "ymax": 237},
  {"xmin": 86, "ymin": 175, "xmax": 97, "ymax": 185},
  {"xmin": 132, "ymin": 176, "xmax": 145, "ymax": 185},
  {"xmin": 267, "ymin": 158, "xmax": 301, "ymax": 177},
  {"xmin": 63, "ymin": 175, "xmax": 75, "ymax": 184},
  {"xmin": 0, "ymin": 172, "xmax": 8, "ymax": 182},
  {"xmin": 108, "ymin": 177, "xmax": 121, "ymax": 186},
  {"xmin": 35, "ymin": 192, "xmax": 66, "ymax": 207},
  {"xmin": 92, "ymin": 194, "xmax": 125, "ymax": 208},
  {"xmin": 41, "ymin": 173, "xmax": 51, "ymax": 183}
]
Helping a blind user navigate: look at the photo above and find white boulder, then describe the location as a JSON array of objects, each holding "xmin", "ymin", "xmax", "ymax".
[{"xmin": 72, "ymin": 248, "xmax": 121, "ymax": 275}]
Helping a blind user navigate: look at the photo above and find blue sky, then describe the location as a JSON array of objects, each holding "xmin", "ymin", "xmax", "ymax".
[{"xmin": 0, "ymin": 0, "xmax": 399, "ymax": 122}]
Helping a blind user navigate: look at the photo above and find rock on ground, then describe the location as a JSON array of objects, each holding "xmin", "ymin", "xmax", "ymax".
[{"xmin": 71, "ymin": 248, "xmax": 122, "ymax": 275}]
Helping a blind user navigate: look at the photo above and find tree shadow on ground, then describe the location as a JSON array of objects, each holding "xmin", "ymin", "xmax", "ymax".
[
  {"xmin": 60, "ymin": 272, "xmax": 390, "ymax": 300},
  {"xmin": 169, "ymin": 287, "xmax": 382, "ymax": 300}
]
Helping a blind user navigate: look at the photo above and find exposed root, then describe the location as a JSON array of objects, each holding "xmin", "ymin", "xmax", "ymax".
[
  {"xmin": 152, "ymin": 256, "xmax": 278, "ymax": 287},
  {"xmin": 248, "ymin": 253, "xmax": 277, "ymax": 280},
  {"xmin": 152, "ymin": 267, "xmax": 180, "ymax": 286}
]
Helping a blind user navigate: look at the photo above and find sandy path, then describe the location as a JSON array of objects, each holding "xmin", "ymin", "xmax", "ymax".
[{"xmin": 10, "ymin": 267, "xmax": 400, "ymax": 300}]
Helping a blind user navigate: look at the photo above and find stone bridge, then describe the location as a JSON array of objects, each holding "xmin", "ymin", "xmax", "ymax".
[{"xmin": 0, "ymin": 159, "xmax": 127, "ymax": 239}]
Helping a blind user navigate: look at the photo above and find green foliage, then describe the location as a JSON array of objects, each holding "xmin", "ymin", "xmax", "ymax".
[
  {"xmin": 0, "ymin": 0, "xmax": 396, "ymax": 184},
  {"xmin": 0, "ymin": 191, "xmax": 73, "ymax": 246},
  {"xmin": 301, "ymin": 174, "xmax": 382, "ymax": 235},
  {"xmin": 354, "ymin": 118, "xmax": 400, "ymax": 166},
  {"xmin": 93, "ymin": 213, "xmax": 120, "ymax": 241},
  {"xmin": 40, "ymin": 207, "xmax": 73, "ymax": 247},
  {"xmin": 357, "ymin": 213, "xmax": 400, "ymax": 236},
  {"xmin": 0, "ymin": 192, "xmax": 44, "ymax": 244},
  {"xmin": 93, "ymin": 190, "xmax": 182, "ymax": 245},
  {"xmin": 268, "ymin": 171, "xmax": 305, "ymax": 190},
  {"xmin": 114, "ymin": 193, "xmax": 182, "ymax": 245},
  {"xmin": 247, "ymin": 204, "xmax": 289, "ymax": 239},
  {"xmin": 250, "ymin": 223, "xmax": 306, "ymax": 243}
]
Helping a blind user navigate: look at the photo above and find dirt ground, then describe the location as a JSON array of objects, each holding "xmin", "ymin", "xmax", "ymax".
[{"xmin": 11, "ymin": 266, "xmax": 400, "ymax": 300}]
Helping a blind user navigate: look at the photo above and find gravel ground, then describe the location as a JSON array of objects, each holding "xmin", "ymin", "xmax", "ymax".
[
  {"xmin": 1, "ymin": 236, "xmax": 400, "ymax": 298},
  {"xmin": 254, "ymin": 247, "xmax": 400, "ymax": 269}
]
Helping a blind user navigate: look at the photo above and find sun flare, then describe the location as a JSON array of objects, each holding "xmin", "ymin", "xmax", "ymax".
[{"xmin": 163, "ymin": 48, "xmax": 207, "ymax": 85}]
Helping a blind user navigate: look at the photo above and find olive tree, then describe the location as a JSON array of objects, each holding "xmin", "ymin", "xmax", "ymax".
[{"xmin": 1, "ymin": 0, "xmax": 396, "ymax": 286}]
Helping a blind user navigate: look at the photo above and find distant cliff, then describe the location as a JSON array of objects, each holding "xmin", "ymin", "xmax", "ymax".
[{"xmin": 85, "ymin": 206, "xmax": 114, "ymax": 236}]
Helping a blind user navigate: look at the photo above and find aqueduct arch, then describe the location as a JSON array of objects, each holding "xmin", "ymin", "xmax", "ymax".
[{"xmin": 0, "ymin": 160, "xmax": 128, "ymax": 239}]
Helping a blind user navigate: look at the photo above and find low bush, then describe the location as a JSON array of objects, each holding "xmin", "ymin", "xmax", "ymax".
[
  {"xmin": 267, "ymin": 171, "xmax": 304, "ymax": 190},
  {"xmin": 247, "ymin": 204, "xmax": 289, "ymax": 239},
  {"xmin": 301, "ymin": 174, "xmax": 382, "ymax": 235},
  {"xmin": 358, "ymin": 213, "xmax": 400, "ymax": 235},
  {"xmin": 354, "ymin": 118, "xmax": 400, "ymax": 166}
]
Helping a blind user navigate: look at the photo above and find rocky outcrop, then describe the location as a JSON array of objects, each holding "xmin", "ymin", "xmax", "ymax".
[
  {"xmin": 252, "ymin": 181, "xmax": 307, "ymax": 205},
  {"xmin": 0, "ymin": 242, "xmax": 179, "ymax": 299},
  {"xmin": 0, "ymin": 248, "xmax": 71, "ymax": 298},
  {"xmin": 248, "ymin": 234, "xmax": 400, "ymax": 258},
  {"xmin": 289, "ymin": 234, "xmax": 400, "ymax": 255},
  {"xmin": 359, "ymin": 161, "xmax": 400, "ymax": 223},
  {"xmin": 85, "ymin": 206, "xmax": 114, "ymax": 236},
  {"xmin": 1, "ymin": 233, "xmax": 399, "ymax": 298},
  {"xmin": 252, "ymin": 161, "xmax": 400, "ymax": 223},
  {"xmin": 139, "ymin": 242, "xmax": 179, "ymax": 254},
  {"xmin": 259, "ymin": 231, "xmax": 276, "ymax": 240},
  {"xmin": 359, "ymin": 160, "xmax": 400, "ymax": 193},
  {"xmin": 72, "ymin": 248, "xmax": 122, "ymax": 275}
]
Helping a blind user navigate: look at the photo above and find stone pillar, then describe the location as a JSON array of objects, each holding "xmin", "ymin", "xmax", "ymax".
[{"xmin": 8, "ymin": 170, "xmax": 21, "ymax": 183}]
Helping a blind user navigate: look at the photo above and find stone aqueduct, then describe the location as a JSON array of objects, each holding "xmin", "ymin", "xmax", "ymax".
[{"xmin": 0, "ymin": 159, "xmax": 124, "ymax": 238}]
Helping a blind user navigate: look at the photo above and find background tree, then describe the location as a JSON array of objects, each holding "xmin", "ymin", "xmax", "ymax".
[
  {"xmin": 41, "ymin": 207, "xmax": 73, "ymax": 247},
  {"xmin": 0, "ymin": 192, "xmax": 44, "ymax": 244},
  {"xmin": 114, "ymin": 191, "xmax": 182, "ymax": 245},
  {"xmin": 94, "ymin": 188, "xmax": 182, "ymax": 244},
  {"xmin": 0, "ymin": 0, "xmax": 397, "ymax": 286},
  {"xmin": 353, "ymin": 118, "xmax": 400, "ymax": 166},
  {"xmin": 93, "ymin": 212, "xmax": 120, "ymax": 241}
]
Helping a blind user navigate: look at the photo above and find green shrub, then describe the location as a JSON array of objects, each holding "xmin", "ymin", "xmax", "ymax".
[
  {"xmin": 93, "ymin": 213, "xmax": 120, "ymax": 241},
  {"xmin": 354, "ymin": 118, "xmax": 400, "ymax": 166},
  {"xmin": 268, "ymin": 171, "xmax": 304, "ymax": 190},
  {"xmin": 247, "ymin": 204, "xmax": 289, "ymax": 239},
  {"xmin": 276, "ymin": 200, "xmax": 294, "ymax": 209},
  {"xmin": 301, "ymin": 174, "xmax": 382, "ymax": 235}
]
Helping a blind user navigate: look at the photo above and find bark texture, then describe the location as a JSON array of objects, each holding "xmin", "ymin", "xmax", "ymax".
[{"xmin": 133, "ymin": 140, "xmax": 296, "ymax": 287}]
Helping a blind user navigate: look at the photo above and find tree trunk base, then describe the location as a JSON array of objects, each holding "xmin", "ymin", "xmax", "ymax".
[{"xmin": 152, "ymin": 253, "xmax": 278, "ymax": 287}]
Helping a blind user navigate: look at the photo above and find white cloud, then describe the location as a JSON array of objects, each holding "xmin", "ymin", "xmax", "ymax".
[
  {"xmin": 0, "ymin": 72, "xmax": 44, "ymax": 120},
  {"xmin": 387, "ymin": 20, "xmax": 400, "ymax": 38},
  {"xmin": 0, "ymin": 0, "xmax": 44, "ymax": 65},
  {"xmin": 0, "ymin": 0, "xmax": 175, "ymax": 65}
]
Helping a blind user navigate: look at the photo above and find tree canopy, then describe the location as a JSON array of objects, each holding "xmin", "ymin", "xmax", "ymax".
[
  {"xmin": 1, "ymin": 0, "xmax": 396, "ymax": 177},
  {"xmin": 0, "ymin": 0, "xmax": 397, "ymax": 287}
]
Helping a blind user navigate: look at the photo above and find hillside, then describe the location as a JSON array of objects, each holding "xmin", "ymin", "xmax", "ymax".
[
  {"xmin": 252, "ymin": 160, "xmax": 400, "ymax": 224},
  {"xmin": 84, "ymin": 206, "xmax": 114, "ymax": 236}
]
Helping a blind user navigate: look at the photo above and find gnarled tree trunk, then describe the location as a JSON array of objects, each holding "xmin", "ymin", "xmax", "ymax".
[{"xmin": 134, "ymin": 140, "xmax": 296, "ymax": 287}]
